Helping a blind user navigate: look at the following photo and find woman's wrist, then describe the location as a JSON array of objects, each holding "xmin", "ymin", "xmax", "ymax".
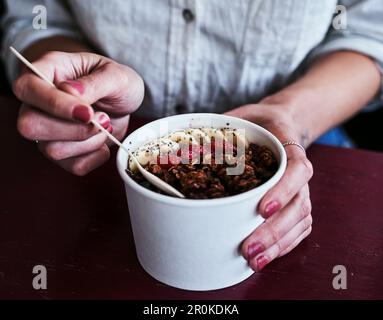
[
  {"xmin": 261, "ymin": 51, "xmax": 382, "ymax": 148},
  {"xmin": 260, "ymin": 86, "xmax": 316, "ymax": 148}
]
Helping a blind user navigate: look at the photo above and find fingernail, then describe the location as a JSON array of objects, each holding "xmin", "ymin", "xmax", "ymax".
[
  {"xmin": 64, "ymin": 80, "xmax": 84, "ymax": 95},
  {"xmin": 246, "ymin": 242, "xmax": 263, "ymax": 261},
  {"xmin": 73, "ymin": 105, "xmax": 92, "ymax": 123},
  {"xmin": 256, "ymin": 256, "xmax": 269, "ymax": 272},
  {"xmin": 264, "ymin": 201, "xmax": 280, "ymax": 218},
  {"xmin": 107, "ymin": 124, "xmax": 113, "ymax": 134},
  {"xmin": 97, "ymin": 114, "xmax": 110, "ymax": 129}
]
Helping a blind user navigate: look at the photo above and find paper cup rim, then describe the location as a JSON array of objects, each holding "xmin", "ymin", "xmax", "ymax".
[{"xmin": 117, "ymin": 113, "xmax": 287, "ymax": 207}]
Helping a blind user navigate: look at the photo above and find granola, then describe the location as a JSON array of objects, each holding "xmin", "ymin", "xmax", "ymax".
[{"xmin": 127, "ymin": 128, "xmax": 278, "ymax": 199}]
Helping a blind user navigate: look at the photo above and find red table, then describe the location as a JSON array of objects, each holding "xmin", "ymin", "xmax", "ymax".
[{"xmin": 0, "ymin": 95, "xmax": 382, "ymax": 299}]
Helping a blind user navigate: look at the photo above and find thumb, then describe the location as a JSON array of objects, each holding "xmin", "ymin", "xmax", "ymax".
[
  {"xmin": 57, "ymin": 62, "xmax": 144, "ymax": 116},
  {"xmin": 224, "ymin": 105, "xmax": 254, "ymax": 119},
  {"xmin": 57, "ymin": 65, "xmax": 119, "ymax": 106}
]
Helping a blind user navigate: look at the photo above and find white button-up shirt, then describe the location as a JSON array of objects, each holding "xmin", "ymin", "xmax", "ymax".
[{"xmin": 2, "ymin": 0, "xmax": 383, "ymax": 117}]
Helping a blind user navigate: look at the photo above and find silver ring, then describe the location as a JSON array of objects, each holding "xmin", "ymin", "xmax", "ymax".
[
  {"xmin": 282, "ymin": 140, "xmax": 306, "ymax": 154},
  {"xmin": 35, "ymin": 140, "xmax": 39, "ymax": 144}
]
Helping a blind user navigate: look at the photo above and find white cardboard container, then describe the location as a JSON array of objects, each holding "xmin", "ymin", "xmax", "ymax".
[{"xmin": 117, "ymin": 113, "xmax": 287, "ymax": 291}]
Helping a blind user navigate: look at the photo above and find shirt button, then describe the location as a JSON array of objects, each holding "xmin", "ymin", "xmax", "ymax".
[
  {"xmin": 182, "ymin": 9, "xmax": 194, "ymax": 23},
  {"xmin": 175, "ymin": 104, "xmax": 187, "ymax": 113}
]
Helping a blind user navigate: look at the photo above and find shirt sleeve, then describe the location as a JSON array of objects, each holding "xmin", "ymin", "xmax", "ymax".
[
  {"xmin": 1, "ymin": 0, "xmax": 83, "ymax": 82},
  {"xmin": 307, "ymin": 0, "xmax": 383, "ymax": 110}
]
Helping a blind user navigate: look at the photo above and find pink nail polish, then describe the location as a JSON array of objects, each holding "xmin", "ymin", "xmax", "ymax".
[
  {"xmin": 107, "ymin": 124, "xmax": 113, "ymax": 134},
  {"xmin": 256, "ymin": 256, "xmax": 269, "ymax": 272},
  {"xmin": 264, "ymin": 201, "xmax": 280, "ymax": 218},
  {"xmin": 97, "ymin": 114, "xmax": 110, "ymax": 129},
  {"xmin": 73, "ymin": 105, "xmax": 91, "ymax": 123},
  {"xmin": 64, "ymin": 79, "xmax": 84, "ymax": 95},
  {"xmin": 246, "ymin": 243, "xmax": 263, "ymax": 261}
]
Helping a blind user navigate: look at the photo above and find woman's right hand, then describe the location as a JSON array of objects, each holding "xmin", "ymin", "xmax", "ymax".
[{"xmin": 13, "ymin": 51, "xmax": 145, "ymax": 175}]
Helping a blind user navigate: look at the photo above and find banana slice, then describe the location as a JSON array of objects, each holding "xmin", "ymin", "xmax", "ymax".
[
  {"xmin": 128, "ymin": 127, "xmax": 249, "ymax": 172},
  {"xmin": 223, "ymin": 129, "xmax": 248, "ymax": 149},
  {"xmin": 168, "ymin": 131, "xmax": 191, "ymax": 144},
  {"xmin": 128, "ymin": 157, "xmax": 137, "ymax": 172},
  {"xmin": 159, "ymin": 138, "xmax": 178, "ymax": 154},
  {"xmin": 136, "ymin": 147, "xmax": 155, "ymax": 166},
  {"xmin": 190, "ymin": 128, "xmax": 211, "ymax": 144},
  {"xmin": 201, "ymin": 128, "xmax": 225, "ymax": 141}
]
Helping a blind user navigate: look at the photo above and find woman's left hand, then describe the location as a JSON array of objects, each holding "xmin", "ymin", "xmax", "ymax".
[{"xmin": 225, "ymin": 102, "xmax": 314, "ymax": 272}]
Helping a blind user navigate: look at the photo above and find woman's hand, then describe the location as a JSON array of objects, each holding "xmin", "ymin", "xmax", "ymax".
[
  {"xmin": 224, "ymin": 50, "xmax": 382, "ymax": 271},
  {"xmin": 13, "ymin": 51, "xmax": 145, "ymax": 175},
  {"xmin": 225, "ymin": 103, "xmax": 314, "ymax": 272}
]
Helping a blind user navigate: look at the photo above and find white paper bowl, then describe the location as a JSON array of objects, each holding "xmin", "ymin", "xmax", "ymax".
[{"xmin": 117, "ymin": 113, "xmax": 286, "ymax": 291}]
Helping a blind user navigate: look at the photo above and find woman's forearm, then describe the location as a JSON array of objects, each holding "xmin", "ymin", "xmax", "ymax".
[{"xmin": 263, "ymin": 51, "xmax": 381, "ymax": 147}]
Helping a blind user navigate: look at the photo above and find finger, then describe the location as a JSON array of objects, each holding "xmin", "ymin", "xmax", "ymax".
[
  {"xmin": 259, "ymin": 147, "xmax": 313, "ymax": 218},
  {"xmin": 56, "ymin": 144, "xmax": 110, "ymax": 176},
  {"xmin": 106, "ymin": 114, "xmax": 130, "ymax": 145},
  {"xmin": 13, "ymin": 72, "xmax": 94, "ymax": 123},
  {"xmin": 17, "ymin": 105, "xmax": 111, "ymax": 141},
  {"xmin": 38, "ymin": 131, "xmax": 111, "ymax": 161},
  {"xmin": 279, "ymin": 226, "xmax": 312, "ymax": 257},
  {"xmin": 224, "ymin": 105, "xmax": 254, "ymax": 119},
  {"xmin": 57, "ymin": 63, "xmax": 144, "ymax": 116},
  {"xmin": 249, "ymin": 223, "xmax": 312, "ymax": 272},
  {"xmin": 242, "ymin": 185, "xmax": 310, "ymax": 260}
]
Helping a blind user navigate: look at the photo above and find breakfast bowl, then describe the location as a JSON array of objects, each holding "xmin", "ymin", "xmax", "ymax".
[{"xmin": 117, "ymin": 113, "xmax": 287, "ymax": 291}]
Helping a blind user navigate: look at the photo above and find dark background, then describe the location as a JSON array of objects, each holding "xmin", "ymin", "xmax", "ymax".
[
  {"xmin": 0, "ymin": 2, "xmax": 382, "ymax": 151},
  {"xmin": 0, "ymin": 0, "xmax": 8, "ymax": 95}
]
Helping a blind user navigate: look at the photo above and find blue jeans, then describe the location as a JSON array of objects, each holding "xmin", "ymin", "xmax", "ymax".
[{"xmin": 315, "ymin": 127, "xmax": 354, "ymax": 148}]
